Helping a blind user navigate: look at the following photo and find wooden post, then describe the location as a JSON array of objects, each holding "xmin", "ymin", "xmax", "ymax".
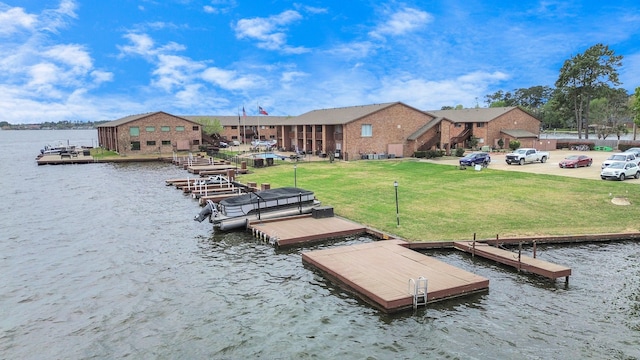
[
  {"xmin": 533, "ymin": 240, "xmax": 537, "ymax": 258},
  {"xmin": 472, "ymin": 233, "xmax": 476, "ymax": 258},
  {"xmin": 518, "ymin": 242, "xmax": 522, "ymax": 272}
]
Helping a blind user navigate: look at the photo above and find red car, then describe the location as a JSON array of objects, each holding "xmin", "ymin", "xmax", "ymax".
[{"xmin": 559, "ymin": 155, "xmax": 592, "ymax": 168}]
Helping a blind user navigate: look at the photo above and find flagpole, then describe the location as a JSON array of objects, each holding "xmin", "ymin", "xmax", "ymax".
[
  {"xmin": 243, "ymin": 105, "xmax": 246, "ymax": 145},
  {"xmin": 237, "ymin": 107, "xmax": 241, "ymax": 144},
  {"xmin": 257, "ymin": 103, "xmax": 260, "ymax": 141}
]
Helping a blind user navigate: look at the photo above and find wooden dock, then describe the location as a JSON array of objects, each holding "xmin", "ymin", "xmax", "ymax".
[
  {"xmin": 453, "ymin": 241, "xmax": 571, "ymax": 281},
  {"xmin": 302, "ymin": 240, "xmax": 490, "ymax": 313},
  {"xmin": 247, "ymin": 214, "xmax": 367, "ymax": 247}
]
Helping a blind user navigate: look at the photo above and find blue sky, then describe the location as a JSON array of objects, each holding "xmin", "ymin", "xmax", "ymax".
[{"xmin": 2, "ymin": 0, "xmax": 639, "ymax": 124}]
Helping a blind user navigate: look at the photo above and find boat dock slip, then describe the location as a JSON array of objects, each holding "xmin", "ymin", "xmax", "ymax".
[
  {"xmin": 453, "ymin": 242, "xmax": 572, "ymax": 281},
  {"xmin": 187, "ymin": 164, "xmax": 237, "ymax": 174},
  {"xmin": 302, "ymin": 240, "xmax": 490, "ymax": 312},
  {"xmin": 247, "ymin": 215, "xmax": 367, "ymax": 247}
]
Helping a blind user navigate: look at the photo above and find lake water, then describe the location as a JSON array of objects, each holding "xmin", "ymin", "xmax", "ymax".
[{"xmin": 1, "ymin": 130, "xmax": 639, "ymax": 359}]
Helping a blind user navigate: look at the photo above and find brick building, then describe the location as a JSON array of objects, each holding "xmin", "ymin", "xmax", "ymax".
[
  {"xmin": 101, "ymin": 104, "xmax": 541, "ymax": 159},
  {"xmin": 97, "ymin": 112, "xmax": 202, "ymax": 155},
  {"xmin": 198, "ymin": 104, "xmax": 541, "ymax": 159},
  {"xmin": 428, "ymin": 107, "xmax": 541, "ymax": 150}
]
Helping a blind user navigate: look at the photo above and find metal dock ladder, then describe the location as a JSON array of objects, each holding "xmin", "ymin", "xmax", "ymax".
[{"xmin": 409, "ymin": 277, "xmax": 428, "ymax": 309}]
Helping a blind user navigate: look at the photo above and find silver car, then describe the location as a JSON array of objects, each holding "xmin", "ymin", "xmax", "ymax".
[
  {"xmin": 601, "ymin": 153, "xmax": 637, "ymax": 169},
  {"xmin": 600, "ymin": 161, "xmax": 640, "ymax": 181}
]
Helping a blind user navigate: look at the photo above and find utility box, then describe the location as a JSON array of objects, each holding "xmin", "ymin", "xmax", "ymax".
[{"xmin": 312, "ymin": 206, "xmax": 334, "ymax": 219}]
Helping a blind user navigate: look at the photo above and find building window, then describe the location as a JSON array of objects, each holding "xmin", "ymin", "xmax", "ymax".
[
  {"xmin": 146, "ymin": 126, "xmax": 155, "ymax": 132},
  {"xmin": 161, "ymin": 126, "xmax": 170, "ymax": 132},
  {"xmin": 162, "ymin": 140, "xmax": 171, "ymax": 145},
  {"xmin": 192, "ymin": 126, "xmax": 199, "ymax": 131},
  {"xmin": 476, "ymin": 122, "xmax": 485, "ymax": 128},
  {"xmin": 130, "ymin": 127, "xmax": 140, "ymax": 136},
  {"xmin": 146, "ymin": 140, "xmax": 156, "ymax": 146},
  {"xmin": 176, "ymin": 126, "xmax": 185, "ymax": 132},
  {"xmin": 193, "ymin": 140, "xmax": 200, "ymax": 145},
  {"xmin": 231, "ymin": 125, "xmax": 238, "ymax": 129},
  {"xmin": 361, "ymin": 124, "xmax": 372, "ymax": 137},
  {"xmin": 269, "ymin": 135, "xmax": 275, "ymax": 139},
  {"xmin": 131, "ymin": 141, "xmax": 140, "ymax": 150},
  {"xmin": 455, "ymin": 123, "xmax": 462, "ymax": 128}
]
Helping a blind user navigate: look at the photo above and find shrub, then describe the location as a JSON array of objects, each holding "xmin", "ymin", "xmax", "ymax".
[
  {"xmin": 455, "ymin": 148, "xmax": 465, "ymax": 157},
  {"xmin": 509, "ymin": 140, "xmax": 521, "ymax": 151},
  {"xmin": 619, "ymin": 144, "xmax": 640, "ymax": 152},
  {"xmin": 414, "ymin": 151, "xmax": 427, "ymax": 158},
  {"xmin": 425, "ymin": 150, "xmax": 444, "ymax": 159}
]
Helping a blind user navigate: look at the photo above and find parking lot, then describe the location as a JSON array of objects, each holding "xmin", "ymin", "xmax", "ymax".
[{"xmin": 427, "ymin": 150, "xmax": 635, "ymax": 181}]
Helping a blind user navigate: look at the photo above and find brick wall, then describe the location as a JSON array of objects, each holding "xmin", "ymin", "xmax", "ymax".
[
  {"xmin": 343, "ymin": 103, "xmax": 435, "ymax": 159},
  {"xmin": 117, "ymin": 113, "xmax": 202, "ymax": 155},
  {"xmin": 489, "ymin": 108, "xmax": 540, "ymax": 148}
]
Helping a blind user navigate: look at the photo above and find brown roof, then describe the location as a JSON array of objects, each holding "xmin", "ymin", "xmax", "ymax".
[
  {"xmin": 97, "ymin": 111, "xmax": 201, "ymax": 127},
  {"xmin": 501, "ymin": 129, "xmax": 539, "ymax": 138},
  {"xmin": 407, "ymin": 117, "xmax": 448, "ymax": 141},
  {"xmin": 186, "ymin": 102, "xmax": 413, "ymax": 126},
  {"xmin": 427, "ymin": 107, "xmax": 523, "ymax": 123},
  {"xmin": 293, "ymin": 102, "xmax": 401, "ymax": 125},
  {"xmin": 183, "ymin": 115, "xmax": 291, "ymax": 126}
]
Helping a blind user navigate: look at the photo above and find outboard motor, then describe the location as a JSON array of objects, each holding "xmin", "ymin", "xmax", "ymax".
[{"xmin": 194, "ymin": 200, "xmax": 219, "ymax": 222}]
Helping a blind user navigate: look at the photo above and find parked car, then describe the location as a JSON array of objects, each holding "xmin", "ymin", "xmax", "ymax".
[
  {"xmin": 231, "ymin": 140, "xmax": 241, "ymax": 146},
  {"xmin": 600, "ymin": 161, "xmax": 640, "ymax": 181},
  {"xmin": 624, "ymin": 147, "xmax": 640, "ymax": 157},
  {"xmin": 459, "ymin": 152, "xmax": 491, "ymax": 167},
  {"xmin": 219, "ymin": 141, "xmax": 228, "ymax": 148},
  {"xmin": 558, "ymin": 155, "xmax": 592, "ymax": 168},
  {"xmin": 601, "ymin": 153, "xmax": 637, "ymax": 169},
  {"xmin": 505, "ymin": 148, "xmax": 549, "ymax": 165}
]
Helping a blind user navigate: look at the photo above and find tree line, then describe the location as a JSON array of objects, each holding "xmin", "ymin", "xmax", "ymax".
[{"xmin": 475, "ymin": 44, "xmax": 640, "ymax": 140}]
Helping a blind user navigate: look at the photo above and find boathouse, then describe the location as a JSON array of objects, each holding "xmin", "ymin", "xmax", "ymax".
[{"xmin": 97, "ymin": 112, "xmax": 203, "ymax": 155}]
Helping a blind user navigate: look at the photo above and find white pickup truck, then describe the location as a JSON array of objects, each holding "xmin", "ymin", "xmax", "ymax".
[{"xmin": 505, "ymin": 148, "xmax": 549, "ymax": 165}]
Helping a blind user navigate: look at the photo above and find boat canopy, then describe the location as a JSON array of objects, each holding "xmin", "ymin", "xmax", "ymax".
[{"xmin": 220, "ymin": 187, "xmax": 313, "ymax": 206}]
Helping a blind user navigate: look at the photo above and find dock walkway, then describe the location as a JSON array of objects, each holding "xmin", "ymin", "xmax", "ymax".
[
  {"xmin": 248, "ymin": 215, "xmax": 367, "ymax": 248},
  {"xmin": 454, "ymin": 241, "xmax": 571, "ymax": 281},
  {"xmin": 302, "ymin": 240, "xmax": 490, "ymax": 312}
]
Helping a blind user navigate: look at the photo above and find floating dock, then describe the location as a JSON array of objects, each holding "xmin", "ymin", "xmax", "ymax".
[
  {"xmin": 302, "ymin": 240, "xmax": 490, "ymax": 313},
  {"xmin": 248, "ymin": 214, "xmax": 367, "ymax": 247},
  {"xmin": 453, "ymin": 241, "xmax": 571, "ymax": 281}
]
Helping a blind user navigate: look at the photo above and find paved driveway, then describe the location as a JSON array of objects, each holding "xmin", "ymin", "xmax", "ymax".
[{"xmin": 425, "ymin": 150, "xmax": 632, "ymax": 181}]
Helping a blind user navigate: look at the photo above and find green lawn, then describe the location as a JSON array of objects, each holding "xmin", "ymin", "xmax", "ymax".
[{"xmin": 238, "ymin": 159, "xmax": 640, "ymax": 241}]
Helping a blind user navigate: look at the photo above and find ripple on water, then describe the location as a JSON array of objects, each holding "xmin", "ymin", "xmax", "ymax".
[{"xmin": 2, "ymin": 131, "xmax": 640, "ymax": 359}]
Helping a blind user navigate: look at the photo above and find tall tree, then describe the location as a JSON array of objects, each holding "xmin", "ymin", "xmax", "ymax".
[
  {"xmin": 633, "ymin": 86, "xmax": 640, "ymax": 140},
  {"xmin": 589, "ymin": 88, "xmax": 630, "ymax": 140},
  {"xmin": 554, "ymin": 44, "xmax": 623, "ymax": 139}
]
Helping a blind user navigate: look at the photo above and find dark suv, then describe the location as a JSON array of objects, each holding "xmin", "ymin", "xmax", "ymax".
[{"xmin": 459, "ymin": 152, "xmax": 491, "ymax": 167}]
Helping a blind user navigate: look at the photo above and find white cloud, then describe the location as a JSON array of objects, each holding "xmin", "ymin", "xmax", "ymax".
[
  {"xmin": 234, "ymin": 10, "xmax": 309, "ymax": 53},
  {"xmin": 38, "ymin": 0, "xmax": 77, "ymax": 34},
  {"xmin": 325, "ymin": 41, "xmax": 377, "ymax": 59},
  {"xmin": 0, "ymin": 7, "xmax": 36, "ymax": 35},
  {"xmin": 152, "ymin": 54, "xmax": 206, "ymax": 92},
  {"xmin": 44, "ymin": 44, "xmax": 92, "ymax": 73},
  {"xmin": 374, "ymin": 71, "xmax": 510, "ymax": 109},
  {"xmin": 370, "ymin": 7, "xmax": 433, "ymax": 39},
  {"xmin": 201, "ymin": 67, "xmax": 265, "ymax": 91}
]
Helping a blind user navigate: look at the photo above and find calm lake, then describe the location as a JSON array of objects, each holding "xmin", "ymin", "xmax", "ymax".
[{"xmin": 1, "ymin": 129, "xmax": 639, "ymax": 359}]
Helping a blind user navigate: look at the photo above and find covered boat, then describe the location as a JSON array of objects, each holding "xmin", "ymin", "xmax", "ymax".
[{"xmin": 194, "ymin": 187, "xmax": 320, "ymax": 230}]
